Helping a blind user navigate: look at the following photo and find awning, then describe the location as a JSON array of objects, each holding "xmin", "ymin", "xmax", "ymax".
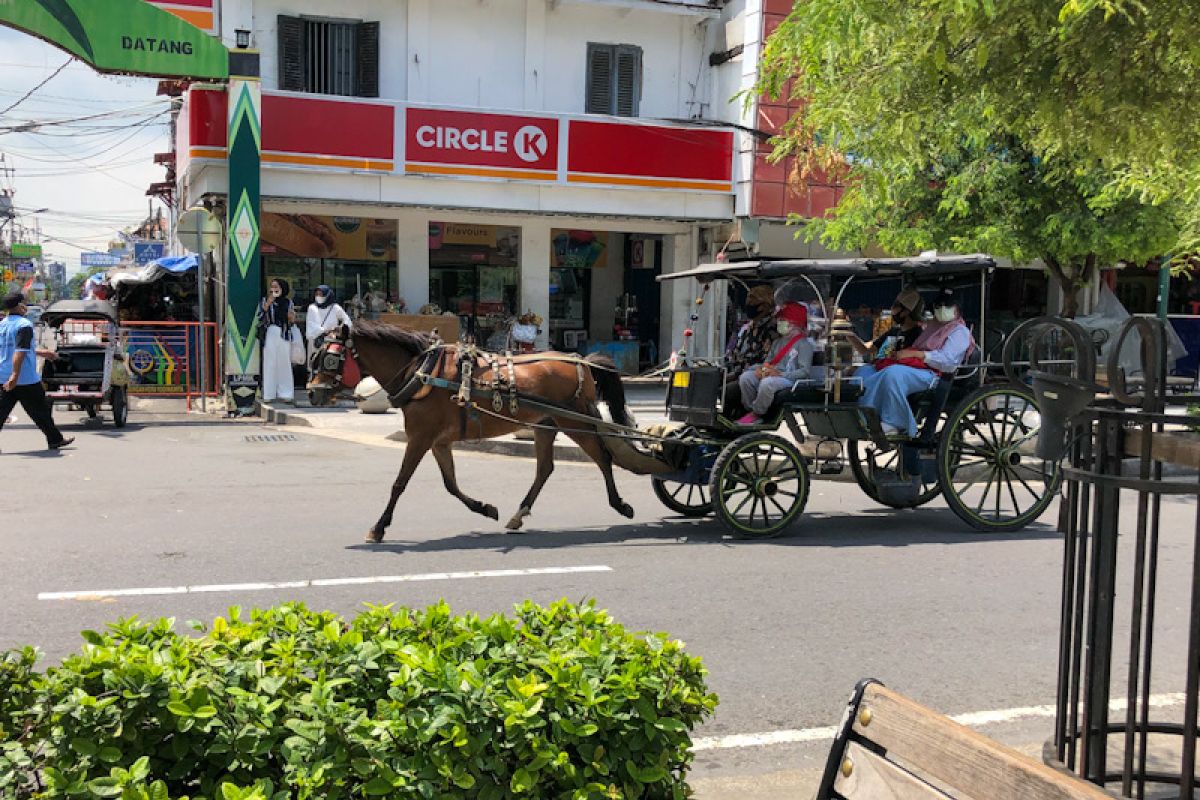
[{"xmin": 107, "ymin": 254, "xmax": 198, "ymax": 290}]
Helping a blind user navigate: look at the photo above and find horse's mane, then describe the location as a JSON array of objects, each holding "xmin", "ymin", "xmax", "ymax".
[{"xmin": 352, "ymin": 320, "xmax": 433, "ymax": 356}]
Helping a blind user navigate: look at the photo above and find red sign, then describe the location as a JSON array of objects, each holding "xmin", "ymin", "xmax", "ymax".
[
  {"xmin": 405, "ymin": 107, "xmax": 558, "ymax": 178},
  {"xmin": 567, "ymin": 120, "xmax": 732, "ymax": 190}
]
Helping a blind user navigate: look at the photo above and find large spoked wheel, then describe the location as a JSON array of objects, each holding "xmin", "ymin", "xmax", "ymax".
[
  {"xmin": 652, "ymin": 477, "xmax": 712, "ymax": 517},
  {"xmin": 938, "ymin": 384, "xmax": 1061, "ymax": 532},
  {"xmin": 709, "ymin": 433, "xmax": 809, "ymax": 538},
  {"xmin": 848, "ymin": 439, "xmax": 941, "ymax": 509},
  {"xmin": 111, "ymin": 386, "xmax": 128, "ymax": 428}
]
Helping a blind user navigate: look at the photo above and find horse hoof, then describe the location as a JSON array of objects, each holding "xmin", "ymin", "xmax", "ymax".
[
  {"xmin": 364, "ymin": 530, "xmax": 384, "ymax": 544},
  {"xmin": 617, "ymin": 503, "xmax": 635, "ymax": 519},
  {"xmin": 482, "ymin": 504, "xmax": 500, "ymax": 521},
  {"xmin": 506, "ymin": 507, "xmax": 530, "ymax": 531}
]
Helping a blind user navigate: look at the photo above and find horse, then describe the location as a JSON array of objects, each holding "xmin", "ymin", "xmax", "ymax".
[{"xmin": 309, "ymin": 321, "xmax": 664, "ymax": 543}]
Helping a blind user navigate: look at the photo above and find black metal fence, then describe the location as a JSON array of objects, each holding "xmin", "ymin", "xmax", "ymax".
[{"xmin": 1015, "ymin": 315, "xmax": 1200, "ymax": 798}]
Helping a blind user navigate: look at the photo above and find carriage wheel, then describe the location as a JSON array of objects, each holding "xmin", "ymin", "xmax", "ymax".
[
  {"xmin": 938, "ymin": 384, "xmax": 1061, "ymax": 532},
  {"xmin": 848, "ymin": 439, "xmax": 941, "ymax": 509},
  {"xmin": 709, "ymin": 433, "xmax": 809, "ymax": 538},
  {"xmin": 111, "ymin": 386, "xmax": 128, "ymax": 428},
  {"xmin": 652, "ymin": 477, "xmax": 712, "ymax": 517}
]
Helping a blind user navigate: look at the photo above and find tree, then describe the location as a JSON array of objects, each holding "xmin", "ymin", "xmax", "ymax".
[
  {"xmin": 65, "ymin": 272, "xmax": 88, "ymax": 300},
  {"xmin": 757, "ymin": 0, "xmax": 1195, "ymax": 314}
]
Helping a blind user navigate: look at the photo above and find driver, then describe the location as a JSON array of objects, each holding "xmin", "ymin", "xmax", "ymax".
[{"xmin": 858, "ymin": 288, "xmax": 974, "ymax": 437}]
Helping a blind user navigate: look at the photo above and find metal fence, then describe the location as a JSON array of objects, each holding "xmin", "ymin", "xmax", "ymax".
[
  {"xmin": 120, "ymin": 321, "xmax": 219, "ymax": 409},
  {"xmin": 1026, "ymin": 315, "xmax": 1200, "ymax": 798}
]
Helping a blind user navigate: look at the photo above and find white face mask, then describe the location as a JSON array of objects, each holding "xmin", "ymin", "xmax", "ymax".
[
  {"xmin": 271, "ymin": 288, "xmax": 281, "ymax": 297},
  {"xmin": 934, "ymin": 306, "xmax": 957, "ymax": 323},
  {"xmin": 777, "ymin": 320, "xmax": 793, "ymax": 335},
  {"xmin": 315, "ymin": 294, "xmax": 327, "ymax": 303}
]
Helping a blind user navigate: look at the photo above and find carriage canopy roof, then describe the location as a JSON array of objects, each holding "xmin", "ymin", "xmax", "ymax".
[
  {"xmin": 40, "ymin": 299, "xmax": 118, "ymax": 325},
  {"xmin": 657, "ymin": 253, "xmax": 996, "ymax": 284}
]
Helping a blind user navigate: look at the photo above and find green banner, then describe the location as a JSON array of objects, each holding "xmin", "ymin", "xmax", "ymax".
[
  {"xmin": 0, "ymin": 0, "xmax": 227, "ymax": 79},
  {"xmin": 225, "ymin": 77, "xmax": 262, "ymax": 415},
  {"xmin": 10, "ymin": 243, "xmax": 42, "ymax": 258}
]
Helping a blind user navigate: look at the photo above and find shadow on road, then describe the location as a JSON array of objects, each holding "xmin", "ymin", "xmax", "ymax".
[{"xmin": 348, "ymin": 508, "xmax": 1059, "ymax": 556}]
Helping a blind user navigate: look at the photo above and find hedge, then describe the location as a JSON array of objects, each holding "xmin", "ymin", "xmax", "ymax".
[{"xmin": 0, "ymin": 600, "xmax": 717, "ymax": 799}]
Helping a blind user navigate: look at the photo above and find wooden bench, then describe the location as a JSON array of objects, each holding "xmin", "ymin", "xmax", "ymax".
[{"xmin": 816, "ymin": 681, "xmax": 1118, "ymax": 799}]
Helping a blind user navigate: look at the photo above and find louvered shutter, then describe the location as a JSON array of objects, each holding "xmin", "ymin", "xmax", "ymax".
[
  {"xmin": 356, "ymin": 21, "xmax": 380, "ymax": 98},
  {"xmin": 615, "ymin": 45, "xmax": 642, "ymax": 117},
  {"xmin": 586, "ymin": 44, "xmax": 614, "ymax": 114},
  {"xmin": 277, "ymin": 15, "xmax": 305, "ymax": 91}
]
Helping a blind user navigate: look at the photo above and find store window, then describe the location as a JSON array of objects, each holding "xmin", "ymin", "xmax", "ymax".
[
  {"xmin": 550, "ymin": 229, "xmax": 608, "ymax": 352},
  {"xmin": 277, "ymin": 15, "xmax": 380, "ymax": 97},
  {"xmin": 260, "ymin": 213, "xmax": 399, "ymax": 333},
  {"xmin": 429, "ymin": 222, "xmax": 520, "ymax": 348}
]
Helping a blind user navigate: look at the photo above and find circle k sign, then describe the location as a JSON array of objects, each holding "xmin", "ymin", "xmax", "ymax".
[{"xmin": 407, "ymin": 108, "xmax": 559, "ymax": 174}]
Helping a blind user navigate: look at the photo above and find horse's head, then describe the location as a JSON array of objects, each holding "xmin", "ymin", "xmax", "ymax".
[
  {"xmin": 331, "ymin": 320, "xmax": 435, "ymax": 396},
  {"xmin": 308, "ymin": 324, "xmax": 353, "ymax": 392}
]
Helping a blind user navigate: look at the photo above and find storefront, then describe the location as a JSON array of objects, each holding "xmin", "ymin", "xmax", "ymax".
[
  {"xmin": 260, "ymin": 212, "xmax": 401, "ymax": 328},
  {"xmin": 428, "ymin": 222, "xmax": 521, "ymax": 348}
]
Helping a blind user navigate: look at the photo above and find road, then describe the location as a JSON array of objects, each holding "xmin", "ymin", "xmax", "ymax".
[{"xmin": 2, "ymin": 404, "xmax": 1193, "ymax": 797}]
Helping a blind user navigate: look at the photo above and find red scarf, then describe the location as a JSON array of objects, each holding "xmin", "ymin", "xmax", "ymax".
[{"xmin": 768, "ymin": 334, "xmax": 806, "ymax": 367}]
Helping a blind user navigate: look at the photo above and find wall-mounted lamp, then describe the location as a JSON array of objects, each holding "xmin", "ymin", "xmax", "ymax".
[{"xmin": 235, "ymin": 29, "xmax": 251, "ymax": 49}]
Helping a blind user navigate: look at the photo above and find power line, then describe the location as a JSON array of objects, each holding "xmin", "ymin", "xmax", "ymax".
[{"xmin": 0, "ymin": 58, "xmax": 73, "ymax": 118}]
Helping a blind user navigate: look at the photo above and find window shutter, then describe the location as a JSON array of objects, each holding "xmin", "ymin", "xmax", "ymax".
[
  {"xmin": 356, "ymin": 21, "xmax": 379, "ymax": 98},
  {"xmin": 615, "ymin": 46, "xmax": 642, "ymax": 117},
  {"xmin": 586, "ymin": 44, "xmax": 614, "ymax": 114},
  {"xmin": 277, "ymin": 15, "xmax": 305, "ymax": 91}
]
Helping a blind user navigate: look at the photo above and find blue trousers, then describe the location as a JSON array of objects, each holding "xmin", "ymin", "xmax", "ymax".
[{"xmin": 858, "ymin": 365, "xmax": 939, "ymax": 437}]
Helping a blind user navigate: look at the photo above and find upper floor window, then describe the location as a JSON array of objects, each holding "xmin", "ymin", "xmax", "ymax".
[
  {"xmin": 586, "ymin": 43, "xmax": 642, "ymax": 116},
  {"xmin": 278, "ymin": 15, "xmax": 379, "ymax": 98}
]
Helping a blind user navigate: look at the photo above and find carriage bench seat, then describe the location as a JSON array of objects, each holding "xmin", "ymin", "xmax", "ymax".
[{"xmin": 816, "ymin": 680, "xmax": 1118, "ymax": 800}]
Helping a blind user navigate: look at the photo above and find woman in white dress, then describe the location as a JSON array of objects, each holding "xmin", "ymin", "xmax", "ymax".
[
  {"xmin": 258, "ymin": 278, "xmax": 296, "ymax": 403},
  {"xmin": 305, "ymin": 284, "xmax": 352, "ymax": 369}
]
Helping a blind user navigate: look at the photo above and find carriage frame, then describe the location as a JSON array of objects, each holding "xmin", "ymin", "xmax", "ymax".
[{"xmin": 647, "ymin": 254, "xmax": 1062, "ymax": 537}]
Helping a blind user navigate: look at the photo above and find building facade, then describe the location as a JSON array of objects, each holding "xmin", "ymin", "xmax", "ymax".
[{"xmin": 161, "ymin": 0, "xmax": 839, "ymax": 365}]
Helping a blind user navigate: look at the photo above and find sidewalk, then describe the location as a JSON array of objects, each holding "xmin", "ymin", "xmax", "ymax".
[{"xmin": 259, "ymin": 380, "xmax": 673, "ymax": 462}]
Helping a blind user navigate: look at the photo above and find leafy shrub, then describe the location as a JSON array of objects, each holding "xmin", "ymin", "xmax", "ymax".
[{"xmin": 0, "ymin": 600, "xmax": 717, "ymax": 799}]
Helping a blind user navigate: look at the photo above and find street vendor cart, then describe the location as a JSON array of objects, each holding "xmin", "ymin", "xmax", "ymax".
[{"xmin": 38, "ymin": 299, "xmax": 129, "ymax": 428}]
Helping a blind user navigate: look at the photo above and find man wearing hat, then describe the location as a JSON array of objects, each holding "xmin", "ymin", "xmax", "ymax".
[
  {"xmin": 0, "ymin": 291, "xmax": 74, "ymax": 452},
  {"xmin": 737, "ymin": 301, "xmax": 814, "ymax": 424},
  {"xmin": 849, "ymin": 288, "xmax": 925, "ymax": 363},
  {"xmin": 723, "ymin": 284, "xmax": 780, "ymax": 415}
]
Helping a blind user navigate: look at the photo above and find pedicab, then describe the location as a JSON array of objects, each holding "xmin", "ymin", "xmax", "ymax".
[
  {"xmin": 38, "ymin": 299, "xmax": 130, "ymax": 427},
  {"xmin": 646, "ymin": 254, "xmax": 1061, "ymax": 536}
]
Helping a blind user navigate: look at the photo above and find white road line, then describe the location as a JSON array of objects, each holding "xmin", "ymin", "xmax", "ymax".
[
  {"xmin": 691, "ymin": 692, "xmax": 1188, "ymax": 752},
  {"xmin": 38, "ymin": 565, "xmax": 613, "ymax": 601}
]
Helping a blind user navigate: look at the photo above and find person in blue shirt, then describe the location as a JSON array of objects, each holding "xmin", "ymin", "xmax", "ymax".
[{"xmin": 0, "ymin": 291, "xmax": 73, "ymax": 452}]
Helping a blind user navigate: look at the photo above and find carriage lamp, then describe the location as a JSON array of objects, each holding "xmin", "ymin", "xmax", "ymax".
[
  {"xmin": 827, "ymin": 308, "xmax": 857, "ymax": 403},
  {"xmin": 235, "ymin": 29, "xmax": 251, "ymax": 49}
]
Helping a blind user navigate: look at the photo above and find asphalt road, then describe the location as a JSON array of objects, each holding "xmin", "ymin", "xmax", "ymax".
[{"xmin": 2, "ymin": 404, "xmax": 1194, "ymax": 797}]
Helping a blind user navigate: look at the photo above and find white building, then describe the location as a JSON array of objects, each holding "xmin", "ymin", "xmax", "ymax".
[{"xmin": 161, "ymin": 0, "xmax": 830, "ymax": 366}]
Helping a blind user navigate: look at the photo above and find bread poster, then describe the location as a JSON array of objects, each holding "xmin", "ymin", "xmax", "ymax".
[{"xmin": 260, "ymin": 213, "xmax": 398, "ymax": 260}]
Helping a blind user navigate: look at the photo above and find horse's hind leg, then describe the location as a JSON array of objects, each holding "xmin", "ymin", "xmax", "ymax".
[
  {"xmin": 367, "ymin": 437, "xmax": 431, "ymax": 543},
  {"xmin": 563, "ymin": 428, "xmax": 634, "ymax": 520},
  {"xmin": 507, "ymin": 426, "xmax": 557, "ymax": 531},
  {"xmin": 432, "ymin": 441, "xmax": 500, "ymax": 521}
]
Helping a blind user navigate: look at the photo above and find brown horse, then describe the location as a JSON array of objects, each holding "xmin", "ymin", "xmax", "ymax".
[{"xmin": 311, "ymin": 321, "xmax": 659, "ymax": 543}]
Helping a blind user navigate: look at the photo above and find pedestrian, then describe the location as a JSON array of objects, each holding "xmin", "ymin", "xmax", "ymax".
[
  {"xmin": 305, "ymin": 284, "xmax": 352, "ymax": 365},
  {"xmin": 0, "ymin": 291, "xmax": 74, "ymax": 453},
  {"xmin": 258, "ymin": 278, "xmax": 297, "ymax": 403},
  {"xmin": 736, "ymin": 301, "xmax": 814, "ymax": 424}
]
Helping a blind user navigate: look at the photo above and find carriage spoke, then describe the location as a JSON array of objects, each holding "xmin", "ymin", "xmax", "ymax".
[
  {"xmin": 729, "ymin": 491, "xmax": 755, "ymax": 518},
  {"xmin": 973, "ymin": 467, "xmax": 998, "ymax": 516},
  {"xmin": 1007, "ymin": 467, "xmax": 1045, "ymax": 501},
  {"xmin": 766, "ymin": 495, "xmax": 789, "ymax": 518},
  {"xmin": 1002, "ymin": 470, "xmax": 1022, "ymax": 517}
]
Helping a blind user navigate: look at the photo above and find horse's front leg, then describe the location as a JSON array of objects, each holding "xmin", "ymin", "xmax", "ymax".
[
  {"xmin": 366, "ymin": 437, "xmax": 431, "ymax": 543},
  {"xmin": 562, "ymin": 427, "xmax": 634, "ymax": 520},
  {"xmin": 507, "ymin": 425, "xmax": 557, "ymax": 531},
  {"xmin": 431, "ymin": 441, "xmax": 499, "ymax": 521}
]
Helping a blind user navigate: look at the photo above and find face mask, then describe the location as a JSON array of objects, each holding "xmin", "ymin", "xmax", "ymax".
[
  {"xmin": 777, "ymin": 321, "xmax": 793, "ymax": 335},
  {"xmin": 271, "ymin": 288, "xmax": 281, "ymax": 297},
  {"xmin": 935, "ymin": 306, "xmax": 957, "ymax": 323},
  {"xmin": 315, "ymin": 294, "xmax": 327, "ymax": 303}
]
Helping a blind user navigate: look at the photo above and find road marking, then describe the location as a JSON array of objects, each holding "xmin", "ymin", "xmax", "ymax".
[
  {"xmin": 691, "ymin": 692, "xmax": 1187, "ymax": 752},
  {"xmin": 38, "ymin": 565, "xmax": 613, "ymax": 601}
]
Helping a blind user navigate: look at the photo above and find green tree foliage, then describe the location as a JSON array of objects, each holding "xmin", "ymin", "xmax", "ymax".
[
  {"xmin": 66, "ymin": 272, "xmax": 88, "ymax": 300},
  {"xmin": 0, "ymin": 601, "xmax": 717, "ymax": 800},
  {"xmin": 756, "ymin": 0, "xmax": 1194, "ymax": 315}
]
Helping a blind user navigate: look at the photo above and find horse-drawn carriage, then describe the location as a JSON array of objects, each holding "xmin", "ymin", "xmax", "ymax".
[
  {"xmin": 39, "ymin": 299, "xmax": 130, "ymax": 428},
  {"xmin": 312, "ymin": 253, "xmax": 1059, "ymax": 542},
  {"xmin": 645, "ymin": 254, "xmax": 1059, "ymax": 537}
]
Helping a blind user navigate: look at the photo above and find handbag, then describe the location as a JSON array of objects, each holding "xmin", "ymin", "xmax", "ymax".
[{"xmin": 289, "ymin": 326, "xmax": 306, "ymax": 365}]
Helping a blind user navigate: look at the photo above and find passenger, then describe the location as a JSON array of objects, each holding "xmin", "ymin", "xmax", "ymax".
[
  {"xmin": 848, "ymin": 288, "xmax": 925, "ymax": 369},
  {"xmin": 722, "ymin": 285, "xmax": 778, "ymax": 416},
  {"xmin": 737, "ymin": 302, "xmax": 814, "ymax": 424},
  {"xmin": 858, "ymin": 288, "xmax": 974, "ymax": 437}
]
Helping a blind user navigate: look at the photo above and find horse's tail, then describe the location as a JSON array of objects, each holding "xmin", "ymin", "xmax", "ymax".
[
  {"xmin": 584, "ymin": 354, "xmax": 671, "ymax": 476},
  {"xmin": 585, "ymin": 354, "xmax": 633, "ymax": 427}
]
